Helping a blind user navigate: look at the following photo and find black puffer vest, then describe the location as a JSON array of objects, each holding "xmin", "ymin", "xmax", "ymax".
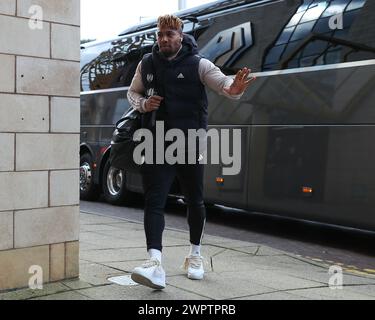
[{"xmin": 141, "ymin": 34, "xmax": 208, "ymax": 134}]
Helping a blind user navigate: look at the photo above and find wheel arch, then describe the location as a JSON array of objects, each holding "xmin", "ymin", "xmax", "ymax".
[
  {"xmin": 80, "ymin": 143, "xmax": 94, "ymax": 158},
  {"xmin": 99, "ymin": 146, "xmax": 111, "ymax": 188}
]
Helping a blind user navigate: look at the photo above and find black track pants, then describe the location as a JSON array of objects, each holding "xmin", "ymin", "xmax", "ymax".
[{"xmin": 142, "ymin": 162, "xmax": 206, "ymax": 251}]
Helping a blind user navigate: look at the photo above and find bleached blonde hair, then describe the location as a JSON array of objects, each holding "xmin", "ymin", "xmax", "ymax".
[{"xmin": 157, "ymin": 14, "xmax": 184, "ymax": 33}]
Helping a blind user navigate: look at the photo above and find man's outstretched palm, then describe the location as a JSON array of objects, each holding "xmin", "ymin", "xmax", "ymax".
[{"xmin": 223, "ymin": 67, "xmax": 256, "ymax": 96}]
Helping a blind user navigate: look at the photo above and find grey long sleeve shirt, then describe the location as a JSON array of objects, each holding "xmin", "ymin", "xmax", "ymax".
[{"xmin": 127, "ymin": 58, "xmax": 243, "ymax": 113}]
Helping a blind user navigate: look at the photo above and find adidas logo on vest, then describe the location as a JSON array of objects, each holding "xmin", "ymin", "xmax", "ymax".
[{"xmin": 177, "ymin": 73, "xmax": 185, "ymax": 79}]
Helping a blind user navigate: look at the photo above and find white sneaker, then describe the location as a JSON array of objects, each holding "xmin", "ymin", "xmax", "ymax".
[
  {"xmin": 183, "ymin": 255, "xmax": 204, "ymax": 280},
  {"xmin": 131, "ymin": 257, "xmax": 166, "ymax": 289}
]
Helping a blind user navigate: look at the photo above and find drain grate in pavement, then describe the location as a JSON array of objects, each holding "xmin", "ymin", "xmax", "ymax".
[{"xmin": 108, "ymin": 275, "xmax": 138, "ymax": 286}]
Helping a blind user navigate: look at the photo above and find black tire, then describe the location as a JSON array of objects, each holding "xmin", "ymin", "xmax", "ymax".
[
  {"xmin": 80, "ymin": 153, "xmax": 101, "ymax": 201},
  {"xmin": 102, "ymin": 160, "xmax": 134, "ymax": 205}
]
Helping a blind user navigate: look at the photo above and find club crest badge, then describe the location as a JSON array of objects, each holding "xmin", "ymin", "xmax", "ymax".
[
  {"xmin": 147, "ymin": 88, "xmax": 155, "ymax": 97},
  {"xmin": 147, "ymin": 74, "xmax": 154, "ymax": 83}
]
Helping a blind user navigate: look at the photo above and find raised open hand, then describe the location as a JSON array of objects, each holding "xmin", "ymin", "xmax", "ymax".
[{"xmin": 223, "ymin": 67, "xmax": 256, "ymax": 96}]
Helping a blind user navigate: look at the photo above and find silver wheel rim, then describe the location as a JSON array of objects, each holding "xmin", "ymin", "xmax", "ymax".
[
  {"xmin": 80, "ymin": 162, "xmax": 92, "ymax": 192},
  {"xmin": 107, "ymin": 167, "xmax": 124, "ymax": 196}
]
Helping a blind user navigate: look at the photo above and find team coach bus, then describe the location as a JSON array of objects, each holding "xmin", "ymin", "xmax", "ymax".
[{"xmin": 80, "ymin": 0, "xmax": 375, "ymax": 231}]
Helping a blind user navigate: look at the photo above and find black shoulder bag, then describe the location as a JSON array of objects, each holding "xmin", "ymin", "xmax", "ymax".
[
  {"xmin": 109, "ymin": 107, "xmax": 143, "ymax": 173},
  {"xmin": 110, "ymin": 54, "xmax": 160, "ymax": 173}
]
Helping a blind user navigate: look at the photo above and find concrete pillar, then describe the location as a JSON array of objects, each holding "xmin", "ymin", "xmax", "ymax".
[{"xmin": 0, "ymin": 0, "xmax": 80, "ymax": 291}]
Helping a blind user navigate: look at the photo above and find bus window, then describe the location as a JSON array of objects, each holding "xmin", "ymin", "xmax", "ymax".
[
  {"xmin": 80, "ymin": 42, "xmax": 112, "ymax": 92},
  {"xmin": 199, "ymin": 22, "xmax": 253, "ymax": 72},
  {"xmin": 263, "ymin": 0, "xmax": 375, "ymax": 70},
  {"xmin": 80, "ymin": 31, "xmax": 156, "ymax": 92},
  {"xmin": 80, "ymin": 41, "xmax": 126, "ymax": 92},
  {"xmin": 111, "ymin": 31, "xmax": 155, "ymax": 86}
]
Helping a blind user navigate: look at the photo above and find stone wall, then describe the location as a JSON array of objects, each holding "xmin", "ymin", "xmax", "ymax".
[{"xmin": 0, "ymin": 0, "xmax": 80, "ymax": 291}]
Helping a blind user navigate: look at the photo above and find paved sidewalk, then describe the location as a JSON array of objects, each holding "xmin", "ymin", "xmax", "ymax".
[{"xmin": 1, "ymin": 211, "xmax": 375, "ymax": 300}]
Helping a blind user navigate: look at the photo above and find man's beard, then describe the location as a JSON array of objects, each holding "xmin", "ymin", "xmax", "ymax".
[
  {"xmin": 160, "ymin": 44, "xmax": 182, "ymax": 58},
  {"xmin": 161, "ymin": 50, "xmax": 174, "ymax": 58},
  {"xmin": 160, "ymin": 49, "xmax": 177, "ymax": 58}
]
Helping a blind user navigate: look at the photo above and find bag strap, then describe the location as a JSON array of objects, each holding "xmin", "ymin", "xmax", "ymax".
[{"xmin": 115, "ymin": 109, "xmax": 141, "ymax": 128}]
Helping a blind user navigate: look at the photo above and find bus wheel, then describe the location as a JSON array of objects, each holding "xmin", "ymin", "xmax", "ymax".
[
  {"xmin": 80, "ymin": 153, "xmax": 100, "ymax": 201},
  {"xmin": 102, "ymin": 160, "xmax": 133, "ymax": 205}
]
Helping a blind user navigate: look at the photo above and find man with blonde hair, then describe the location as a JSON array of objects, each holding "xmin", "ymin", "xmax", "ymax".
[{"xmin": 128, "ymin": 14, "xmax": 255, "ymax": 289}]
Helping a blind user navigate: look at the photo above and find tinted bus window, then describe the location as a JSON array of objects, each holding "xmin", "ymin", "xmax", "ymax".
[
  {"xmin": 263, "ymin": 0, "xmax": 375, "ymax": 70},
  {"xmin": 80, "ymin": 41, "xmax": 126, "ymax": 92},
  {"xmin": 195, "ymin": 0, "xmax": 304, "ymax": 73},
  {"xmin": 110, "ymin": 31, "xmax": 156, "ymax": 85},
  {"xmin": 80, "ymin": 42, "xmax": 112, "ymax": 91},
  {"xmin": 80, "ymin": 31, "xmax": 156, "ymax": 92},
  {"xmin": 195, "ymin": 0, "xmax": 374, "ymax": 73}
]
